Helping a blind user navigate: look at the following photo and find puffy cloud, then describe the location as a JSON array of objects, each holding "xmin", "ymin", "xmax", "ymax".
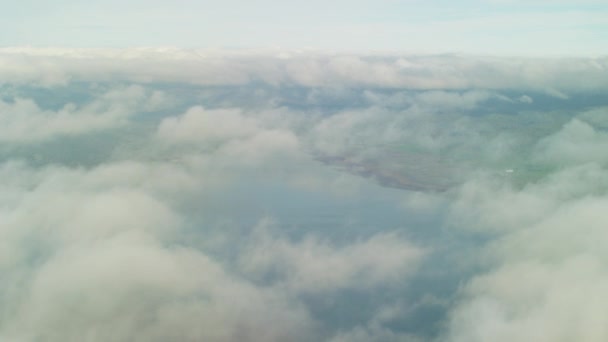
[
  {"xmin": 328, "ymin": 304, "xmax": 427, "ymax": 342},
  {"xmin": 0, "ymin": 158, "xmax": 320, "ymax": 342},
  {"xmin": 0, "ymin": 85, "xmax": 164, "ymax": 143},
  {"xmin": 239, "ymin": 219, "xmax": 425, "ymax": 293},
  {"xmin": 2, "ymin": 50, "xmax": 608, "ymax": 342},
  {"xmin": 442, "ymin": 143, "xmax": 608, "ymax": 341},
  {"xmin": 534, "ymin": 118, "xmax": 608, "ymax": 166},
  {"xmin": 157, "ymin": 106, "xmax": 259, "ymax": 145},
  {"xmin": 518, "ymin": 94, "xmax": 533, "ymax": 103},
  {"xmin": 0, "ymin": 84, "xmax": 427, "ymax": 341},
  {"xmin": 5, "ymin": 233, "xmax": 315, "ymax": 342},
  {"xmin": 156, "ymin": 106, "xmax": 303, "ymax": 174},
  {"xmin": 1, "ymin": 48, "xmax": 608, "ymax": 95}
]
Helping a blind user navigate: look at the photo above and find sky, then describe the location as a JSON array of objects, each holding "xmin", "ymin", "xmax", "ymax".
[{"xmin": 2, "ymin": 0, "xmax": 608, "ymax": 55}]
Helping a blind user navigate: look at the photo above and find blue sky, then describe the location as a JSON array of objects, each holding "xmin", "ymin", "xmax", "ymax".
[{"xmin": 2, "ymin": 0, "xmax": 607, "ymax": 55}]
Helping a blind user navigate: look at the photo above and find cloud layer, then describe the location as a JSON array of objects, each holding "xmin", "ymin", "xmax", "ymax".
[{"xmin": 1, "ymin": 48, "xmax": 608, "ymax": 341}]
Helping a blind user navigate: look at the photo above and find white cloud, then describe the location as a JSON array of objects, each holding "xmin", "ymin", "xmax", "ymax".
[
  {"xmin": 157, "ymin": 106, "xmax": 259, "ymax": 145},
  {"xmin": 2, "ymin": 50, "xmax": 608, "ymax": 341},
  {"xmin": 0, "ymin": 157, "xmax": 320, "ymax": 342},
  {"xmin": 239, "ymin": 219, "xmax": 425, "ymax": 293},
  {"xmin": 5, "ymin": 233, "xmax": 315, "ymax": 342},
  {"xmin": 1, "ymin": 48, "xmax": 608, "ymax": 94},
  {"xmin": 0, "ymin": 85, "xmax": 163, "ymax": 143},
  {"xmin": 518, "ymin": 95, "xmax": 533, "ymax": 103},
  {"xmin": 156, "ymin": 106, "xmax": 304, "ymax": 173},
  {"xmin": 329, "ymin": 304, "xmax": 426, "ymax": 342},
  {"xmin": 443, "ymin": 161, "xmax": 608, "ymax": 341},
  {"xmin": 534, "ymin": 119, "xmax": 608, "ymax": 166}
]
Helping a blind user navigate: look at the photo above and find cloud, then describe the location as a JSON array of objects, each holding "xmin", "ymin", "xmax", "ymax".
[
  {"xmin": 413, "ymin": 90, "xmax": 500, "ymax": 111},
  {"xmin": 2, "ymin": 48, "xmax": 608, "ymax": 95},
  {"xmin": 0, "ymin": 158, "xmax": 320, "ymax": 342},
  {"xmin": 239, "ymin": 219, "xmax": 425, "ymax": 293},
  {"xmin": 6, "ymin": 233, "xmax": 315, "ymax": 341},
  {"xmin": 2, "ymin": 49, "xmax": 608, "ymax": 341},
  {"xmin": 518, "ymin": 94, "xmax": 533, "ymax": 103},
  {"xmin": 157, "ymin": 106, "xmax": 259, "ymax": 145},
  {"xmin": 444, "ymin": 204, "xmax": 608, "ymax": 341},
  {"xmin": 442, "ymin": 145, "xmax": 608, "ymax": 341},
  {"xmin": 156, "ymin": 106, "xmax": 303, "ymax": 174},
  {"xmin": 534, "ymin": 118, "xmax": 608, "ymax": 166},
  {"xmin": 0, "ymin": 153, "xmax": 427, "ymax": 341},
  {"xmin": 328, "ymin": 304, "xmax": 427, "ymax": 342},
  {"xmin": 0, "ymin": 85, "xmax": 164, "ymax": 143},
  {"xmin": 0, "ymin": 86, "xmax": 425, "ymax": 340}
]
